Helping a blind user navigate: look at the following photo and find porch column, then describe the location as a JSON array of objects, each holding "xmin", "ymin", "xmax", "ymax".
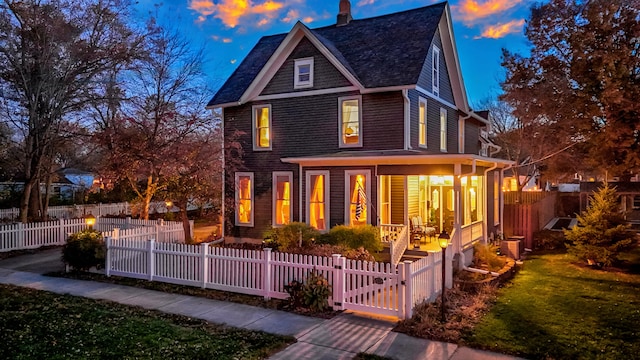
[{"xmin": 453, "ymin": 164, "xmax": 462, "ymax": 255}]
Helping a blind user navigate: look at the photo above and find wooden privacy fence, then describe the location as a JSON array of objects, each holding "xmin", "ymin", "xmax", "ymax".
[
  {"xmin": 105, "ymin": 238, "xmax": 453, "ymax": 319},
  {"xmin": 504, "ymin": 192, "xmax": 557, "ymax": 249},
  {"xmin": 0, "ymin": 217, "xmax": 187, "ymax": 252}
]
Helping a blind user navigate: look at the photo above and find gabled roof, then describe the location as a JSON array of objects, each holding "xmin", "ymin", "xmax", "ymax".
[{"xmin": 208, "ymin": 2, "xmax": 447, "ymax": 107}]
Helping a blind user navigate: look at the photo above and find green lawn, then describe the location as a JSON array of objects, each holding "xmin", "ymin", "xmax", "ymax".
[
  {"xmin": 465, "ymin": 248, "xmax": 640, "ymax": 360},
  {"xmin": 0, "ymin": 284, "xmax": 293, "ymax": 359}
]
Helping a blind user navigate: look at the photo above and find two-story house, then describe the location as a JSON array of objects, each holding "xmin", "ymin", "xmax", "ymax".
[{"xmin": 207, "ymin": 0, "xmax": 512, "ymax": 265}]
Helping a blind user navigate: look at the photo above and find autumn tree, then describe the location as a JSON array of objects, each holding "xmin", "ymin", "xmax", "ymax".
[
  {"xmin": 99, "ymin": 26, "xmax": 212, "ymax": 219},
  {"xmin": 501, "ymin": 0, "xmax": 640, "ymax": 180},
  {"xmin": 0, "ymin": 0, "xmax": 143, "ymax": 222}
]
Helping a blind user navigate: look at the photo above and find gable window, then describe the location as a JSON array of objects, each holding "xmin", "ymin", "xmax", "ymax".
[
  {"xmin": 432, "ymin": 46, "xmax": 440, "ymax": 97},
  {"xmin": 345, "ymin": 170, "xmax": 371, "ymax": 226},
  {"xmin": 440, "ymin": 107, "xmax": 447, "ymax": 152},
  {"xmin": 307, "ymin": 171, "xmax": 330, "ymax": 231},
  {"xmin": 273, "ymin": 172, "xmax": 293, "ymax": 226},
  {"xmin": 294, "ymin": 58, "xmax": 314, "ymax": 89},
  {"xmin": 253, "ymin": 104, "xmax": 272, "ymax": 150},
  {"xmin": 339, "ymin": 96, "xmax": 362, "ymax": 147},
  {"xmin": 419, "ymin": 97, "xmax": 427, "ymax": 147},
  {"xmin": 235, "ymin": 172, "xmax": 254, "ymax": 226}
]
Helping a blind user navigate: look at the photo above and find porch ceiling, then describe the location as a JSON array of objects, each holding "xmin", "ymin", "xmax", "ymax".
[{"xmin": 281, "ymin": 150, "xmax": 514, "ymax": 168}]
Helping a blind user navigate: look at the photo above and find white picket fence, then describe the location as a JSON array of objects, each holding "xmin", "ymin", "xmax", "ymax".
[
  {"xmin": 105, "ymin": 238, "xmax": 453, "ymax": 319},
  {"xmin": 380, "ymin": 224, "xmax": 409, "ymax": 266},
  {"xmin": 0, "ymin": 217, "xmax": 188, "ymax": 252}
]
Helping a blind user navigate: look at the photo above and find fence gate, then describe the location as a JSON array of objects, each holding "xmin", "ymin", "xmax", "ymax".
[{"xmin": 336, "ymin": 258, "xmax": 402, "ymax": 318}]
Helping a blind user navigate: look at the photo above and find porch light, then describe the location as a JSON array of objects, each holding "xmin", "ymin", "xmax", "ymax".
[
  {"xmin": 165, "ymin": 200, "xmax": 173, "ymax": 208},
  {"xmin": 85, "ymin": 213, "xmax": 96, "ymax": 230},
  {"xmin": 438, "ymin": 230, "xmax": 450, "ymax": 323}
]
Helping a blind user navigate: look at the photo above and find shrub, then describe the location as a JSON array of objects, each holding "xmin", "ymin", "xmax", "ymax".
[
  {"xmin": 564, "ymin": 184, "xmax": 636, "ymax": 267},
  {"xmin": 533, "ymin": 229, "xmax": 567, "ymax": 250},
  {"xmin": 283, "ymin": 279, "xmax": 303, "ymax": 309},
  {"xmin": 263, "ymin": 222, "xmax": 320, "ymax": 252},
  {"xmin": 318, "ymin": 225, "xmax": 382, "ymax": 253},
  {"xmin": 302, "ymin": 270, "xmax": 332, "ymax": 312},
  {"xmin": 472, "ymin": 242, "xmax": 505, "ymax": 272},
  {"xmin": 62, "ymin": 229, "xmax": 105, "ymax": 271}
]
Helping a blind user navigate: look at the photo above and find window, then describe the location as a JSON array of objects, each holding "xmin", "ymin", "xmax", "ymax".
[
  {"xmin": 440, "ymin": 107, "xmax": 447, "ymax": 152},
  {"xmin": 339, "ymin": 96, "xmax": 362, "ymax": 147},
  {"xmin": 432, "ymin": 46, "xmax": 440, "ymax": 97},
  {"xmin": 294, "ymin": 58, "xmax": 314, "ymax": 89},
  {"xmin": 380, "ymin": 176, "xmax": 391, "ymax": 225},
  {"xmin": 419, "ymin": 97, "xmax": 427, "ymax": 147},
  {"xmin": 235, "ymin": 172, "xmax": 254, "ymax": 226},
  {"xmin": 253, "ymin": 104, "xmax": 271, "ymax": 150},
  {"xmin": 273, "ymin": 172, "xmax": 293, "ymax": 226},
  {"xmin": 345, "ymin": 170, "xmax": 371, "ymax": 226},
  {"xmin": 306, "ymin": 171, "xmax": 330, "ymax": 231}
]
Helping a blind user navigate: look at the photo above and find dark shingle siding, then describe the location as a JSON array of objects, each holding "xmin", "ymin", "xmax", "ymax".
[
  {"xmin": 261, "ymin": 37, "xmax": 353, "ymax": 95},
  {"xmin": 465, "ymin": 121, "xmax": 480, "ymax": 155},
  {"xmin": 362, "ymin": 92, "xmax": 404, "ymax": 150},
  {"xmin": 416, "ymin": 29, "xmax": 455, "ymax": 105}
]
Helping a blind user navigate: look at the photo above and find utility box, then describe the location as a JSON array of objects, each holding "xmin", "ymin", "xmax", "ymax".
[{"xmin": 502, "ymin": 236, "xmax": 525, "ymax": 259}]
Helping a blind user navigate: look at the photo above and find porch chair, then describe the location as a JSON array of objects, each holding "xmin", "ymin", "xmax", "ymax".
[{"xmin": 411, "ymin": 216, "xmax": 437, "ymax": 244}]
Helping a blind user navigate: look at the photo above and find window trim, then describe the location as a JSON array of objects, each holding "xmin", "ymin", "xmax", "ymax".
[
  {"xmin": 440, "ymin": 107, "xmax": 447, "ymax": 152},
  {"xmin": 306, "ymin": 170, "xmax": 330, "ymax": 232},
  {"xmin": 418, "ymin": 97, "xmax": 427, "ymax": 148},
  {"xmin": 252, "ymin": 104, "xmax": 272, "ymax": 151},
  {"xmin": 338, "ymin": 95, "xmax": 363, "ymax": 148},
  {"xmin": 432, "ymin": 46, "xmax": 440, "ymax": 97},
  {"xmin": 235, "ymin": 172, "xmax": 254, "ymax": 227},
  {"xmin": 344, "ymin": 169, "xmax": 372, "ymax": 226},
  {"xmin": 272, "ymin": 171, "xmax": 293, "ymax": 227},
  {"xmin": 294, "ymin": 57, "xmax": 314, "ymax": 89}
]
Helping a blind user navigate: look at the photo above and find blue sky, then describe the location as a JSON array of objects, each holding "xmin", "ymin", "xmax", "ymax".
[{"xmin": 132, "ymin": 0, "xmax": 533, "ymax": 105}]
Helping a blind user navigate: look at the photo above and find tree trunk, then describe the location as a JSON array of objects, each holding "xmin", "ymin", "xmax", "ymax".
[
  {"xmin": 179, "ymin": 206, "xmax": 191, "ymax": 243},
  {"xmin": 28, "ymin": 181, "xmax": 41, "ymax": 220}
]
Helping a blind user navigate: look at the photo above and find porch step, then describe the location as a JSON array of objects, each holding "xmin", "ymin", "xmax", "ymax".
[{"xmin": 399, "ymin": 249, "xmax": 430, "ymax": 262}]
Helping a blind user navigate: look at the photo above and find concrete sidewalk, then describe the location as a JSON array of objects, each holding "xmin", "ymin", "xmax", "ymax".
[{"xmin": 0, "ymin": 252, "xmax": 525, "ymax": 360}]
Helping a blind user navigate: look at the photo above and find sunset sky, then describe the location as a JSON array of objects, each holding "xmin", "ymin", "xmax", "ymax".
[{"xmin": 132, "ymin": 0, "xmax": 533, "ymax": 105}]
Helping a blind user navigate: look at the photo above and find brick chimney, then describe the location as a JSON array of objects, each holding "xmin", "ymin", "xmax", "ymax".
[{"xmin": 337, "ymin": 0, "xmax": 352, "ymax": 26}]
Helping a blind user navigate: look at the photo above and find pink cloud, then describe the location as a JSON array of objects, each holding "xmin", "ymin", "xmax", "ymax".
[
  {"xmin": 474, "ymin": 19, "xmax": 525, "ymax": 39},
  {"xmin": 189, "ymin": 0, "xmax": 284, "ymax": 28},
  {"xmin": 453, "ymin": 0, "xmax": 524, "ymax": 24}
]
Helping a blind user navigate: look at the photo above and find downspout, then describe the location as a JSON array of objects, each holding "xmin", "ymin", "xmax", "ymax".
[
  {"xmin": 402, "ymin": 89, "xmax": 411, "ymax": 150},
  {"xmin": 483, "ymin": 161, "xmax": 499, "ymax": 245},
  {"xmin": 299, "ymin": 164, "xmax": 303, "ymax": 223},
  {"xmin": 220, "ymin": 108, "xmax": 225, "ymax": 240},
  {"xmin": 500, "ymin": 163, "xmax": 514, "ymax": 237}
]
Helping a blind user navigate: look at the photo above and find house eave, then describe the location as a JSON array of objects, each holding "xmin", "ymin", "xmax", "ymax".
[{"xmin": 281, "ymin": 153, "xmax": 514, "ymax": 168}]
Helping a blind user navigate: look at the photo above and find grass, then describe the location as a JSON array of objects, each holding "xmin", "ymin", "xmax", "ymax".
[
  {"xmin": 464, "ymin": 248, "xmax": 640, "ymax": 360},
  {"xmin": 0, "ymin": 284, "xmax": 293, "ymax": 359}
]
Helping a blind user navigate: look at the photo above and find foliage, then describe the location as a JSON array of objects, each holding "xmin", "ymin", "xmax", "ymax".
[
  {"xmin": 472, "ymin": 242, "xmax": 506, "ymax": 272},
  {"xmin": 263, "ymin": 222, "xmax": 320, "ymax": 252},
  {"xmin": 396, "ymin": 285, "xmax": 498, "ymax": 344},
  {"xmin": 288, "ymin": 244, "xmax": 376, "ymax": 262},
  {"xmin": 283, "ymin": 270, "xmax": 332, "ymax": 313},
  {"xmin": 501, "ymin": 0, "xmax": 640, "ymax": 177},
  {"xmin": 466, "ymin": 249, "xmax": 640, "ymax": 359},
  {"xmin": 0, "ymin": 284, "xmax": 292, "ymax": 359},
  {"xmin": 533, "ymin": 229, "xmax": 567, "ymax": 250},
  {"xmin": 564, "ymin": 184, "xmax": 635, "ymax": 267},
  {"xmin": 61, "ymin": 229, "xmax": 105, "ymax": 271},
  {"xmin": 317, "ymin": 225, "xmax": 382, "ymax": 253}
]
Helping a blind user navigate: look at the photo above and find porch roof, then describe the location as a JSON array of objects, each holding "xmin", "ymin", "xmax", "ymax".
[{"xmin": 281, "ymin": 150, "xmax": 514, "ymax": 168}]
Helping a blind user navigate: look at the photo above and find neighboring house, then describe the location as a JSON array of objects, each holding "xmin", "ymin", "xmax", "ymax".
[
  {"xmin": 503, "ymin": 168, "xmax": 540, "ymax": 192},
  {"xmin": 0, "ymin": 168, "xmax": 95, "ymax": 203},
  {"xmin": 581, "ymin": 181, "xmax": 640, "ymax": 222},
  {"xmin": 207, "ymin": 1, "xmax": 512, "ymax": 264}
]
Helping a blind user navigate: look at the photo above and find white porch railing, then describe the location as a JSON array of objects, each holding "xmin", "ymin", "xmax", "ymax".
[
  {"xmin": 380, "ymin": 224, "xmax": 408, "ymax": 266},
  {"xmin": 460, "ymin": 222, "xmax": 483, "ymax": 249}
]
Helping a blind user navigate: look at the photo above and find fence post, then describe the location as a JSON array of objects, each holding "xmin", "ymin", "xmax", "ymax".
[
  {"xmin": 263, "ymin": 248, "xmax": 272, "ymax": 300},
  {"xmin": 59, "ymin": 218, "xmax": 65, "ymax": 245},
  {"xmin": 446, "ymin": 245, "xmax": 453, "ymax": 289},
  {"xmin": 148, "ymin": 239, "xmax": 155, "ymax": 281},
  {"xmin": 428, "ymin": 254, "xmax": 436, "ymax": 301},
  {"xmin": 403, "ymin": 260, "xmax": 413, "ymax": 319},
  {"xmin": 201, "ymin": 243, "xmax": 208, "ymax": 289},
  {"xmin": 105, "ymin": 236, "xmax": 111, "ymax": 277},
  {"xmin": 17, "ymin": 223, "xmax": 24, "ymax": 249},
  {"xmin": 332, "ymin": 255, "xmax": 345, "ymax": 311}
]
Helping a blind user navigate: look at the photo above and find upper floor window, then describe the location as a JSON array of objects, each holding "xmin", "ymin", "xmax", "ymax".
[
  {"xmin": 294, "ymin": 57, "xmax": 314, "ymax": 89},
  {"xmin": 440, "ymin": 107, "xmax": 447, "ymax": 152},
  {"xmin": 339, "ymin": 95, "xmax": 362, "ymax": 147},
  {"xmin": 419, "ymin": 97, "xmax": 427, "ymax": 147},
  {"xmin": 432, "ymin": 46, "xmax": 440, "ymax": 97},
  {"xmin": 253, "ymin": 104, "xmax": 271, "ymax": 150},
  {"xmin": 273, "ymin": 172, "xmax": 293, "ymax": 226},
  {"xmin": 235, "ymin": 172, "xmax": 254, "ymax": 226}
]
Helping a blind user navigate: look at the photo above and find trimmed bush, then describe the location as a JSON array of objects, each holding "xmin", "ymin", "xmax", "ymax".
[
  {"xmin": 302, "ymin": 270, "xmax": 332, "ymax": 312},
  {"xmin": 533, "ymin": 229, "xmax": 567, "ymax": 250},
  {"xmin": 263, "ymin": 222, "xmax": 320, "ymax": 252},
  {"xmin": 472, "ymin": 242, "xmax": 505, "ymax": 272},
  {"xmin": 317, "ymin": 225, "xmax": 382, "ymax": 253},
  {"xmin": 62, "ymin": 229, "xmax": 105, "ymax": 271}
]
